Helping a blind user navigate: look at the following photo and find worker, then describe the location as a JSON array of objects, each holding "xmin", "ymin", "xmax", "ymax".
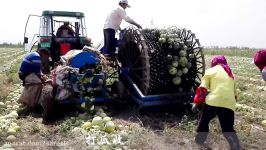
[
  {"xmin": 56, "ymin": 22, "xmax": 75, "ymax": 37},
  {"xmin": 192, "ymin": 55, "xmax": 241, "ymax": 150},
  {"xmin": 253, "ymin": 49, "xmax": 266, "ymax": 81},
  {"xmin": 61, "ymin": 28, "xmax": 74, "ymax": 38},
  {"xmin": 18, "ymin": 48, "xmax": 50, "ymax": 85},
  {"xmin": 18, "ymin": 48, "xmax": 56, "ymax": 123},
  {"xmin": 103, "ymin": 0, "xmax": 142, "ymax": 57}
]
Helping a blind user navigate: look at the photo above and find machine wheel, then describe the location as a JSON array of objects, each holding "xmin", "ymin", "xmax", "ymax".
[
  {"xmin": 178, "ymin": 28, "xmax": 205, "ymax": 90},
  {"xmin": 118, "ymin": 27, "xmax": 151, "ymax": 95},
  {"xmin": 164, "ymin": 27, "xmax": 205, "ymax": 91},
  {"xmin": 119, "ymin": 26, "xmax": 205, "ymax": 95}
]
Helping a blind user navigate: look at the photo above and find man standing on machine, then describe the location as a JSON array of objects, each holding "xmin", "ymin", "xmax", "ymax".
[{"xmin": 103, "ymin": 0, "xmax": 142, "ymax": 57}]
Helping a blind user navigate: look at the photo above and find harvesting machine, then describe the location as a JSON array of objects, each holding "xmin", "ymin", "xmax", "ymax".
[
  {"xmin": 23, "ymin": 11, "xmax": 205, "ymax": 109},
  {"xmin": 53, "ymin": 27, "xmax": 205, "ymax": 109},
  {"xmin": 116, "ymin": 27, "xmax": 205, "ymax": 108}
]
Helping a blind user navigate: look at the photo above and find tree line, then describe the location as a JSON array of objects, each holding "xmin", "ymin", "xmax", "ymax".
[{"xmin": 0, "ymin": 42, "xmax": 23, "ymax": 48}]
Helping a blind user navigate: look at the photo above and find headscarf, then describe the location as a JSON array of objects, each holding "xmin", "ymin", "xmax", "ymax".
[
  {"xmin": 211, "ymin": 55, "xmax": 234, "ymax": 79},
  {"xmin": 253, "ymin": 49, "xmax": 266, "ymax": 71}
]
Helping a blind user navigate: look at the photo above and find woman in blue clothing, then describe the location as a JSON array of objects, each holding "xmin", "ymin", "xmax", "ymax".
[
  {"xmin": 18, "ymin": 48, "xmax": 50, "ymax": 85},
  {"xmin": 18, "ymin": 48, "xmax": 54, "ymax": 123}
]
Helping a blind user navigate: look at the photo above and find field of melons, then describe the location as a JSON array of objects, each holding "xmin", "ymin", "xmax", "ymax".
[{"xmin": 0, "ymin": 47, "xmax": 265, "ymax": 150}]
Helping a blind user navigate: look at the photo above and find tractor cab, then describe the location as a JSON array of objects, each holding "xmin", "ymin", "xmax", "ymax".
[{"xmin": 24, "ymin": 10, "xmax": 91, "ymax": 72}]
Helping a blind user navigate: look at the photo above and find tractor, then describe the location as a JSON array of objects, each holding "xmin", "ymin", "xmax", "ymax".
[{"xmin": 23, "ymin": 10, "xmax": 91, "ymax": 73}]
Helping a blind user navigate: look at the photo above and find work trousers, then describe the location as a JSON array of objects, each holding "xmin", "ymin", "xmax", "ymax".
[
  {"xmin": 103, "ymin": 28, "xmax": 116, "ymax": 57},
  {"xmin": 195, "ymin": 104, "xmax": 241, "ymax": 150}
]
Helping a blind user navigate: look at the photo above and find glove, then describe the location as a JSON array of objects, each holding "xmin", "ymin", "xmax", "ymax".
[
  {"xmin": 194, "ymin": 87, "xmax": 208, "ymax": 105},
  {"xmin": 191, "ymin": 103, "xmax": 200, "ymax": 113}
]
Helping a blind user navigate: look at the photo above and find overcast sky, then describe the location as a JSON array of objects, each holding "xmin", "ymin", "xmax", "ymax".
[{"xmin": 1, "ymin": 0, "xmax": 266, "ymax": 48}]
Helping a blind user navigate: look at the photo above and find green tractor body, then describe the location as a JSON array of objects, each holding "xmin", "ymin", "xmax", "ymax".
[{"xmin": 24, "ymin": 10, "xmax": 91, "ymax": 72}]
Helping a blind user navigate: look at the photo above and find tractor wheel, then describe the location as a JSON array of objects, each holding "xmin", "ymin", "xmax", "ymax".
[{"xmin": 111, "ymin": 81, "xmax": 126, "ymax": 100}]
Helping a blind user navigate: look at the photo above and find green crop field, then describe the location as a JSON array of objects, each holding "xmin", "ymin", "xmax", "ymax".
[{"xmin": 0, "ymin": 47, "xmax": 265, "ymax": 150}]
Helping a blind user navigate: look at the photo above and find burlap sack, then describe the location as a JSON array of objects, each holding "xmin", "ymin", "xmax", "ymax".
[
  {"xmin": 39, "ymin": 82, "xmax": 54, "ymax": 118},
  {"xmin": 18, "ymin": 73, "xmax": 43, "ymax": 108}
]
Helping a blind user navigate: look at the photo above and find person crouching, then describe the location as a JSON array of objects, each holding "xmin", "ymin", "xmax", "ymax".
[{"xmin": 18, "ymin": 48, "xmax": 55, "ymax": 123}]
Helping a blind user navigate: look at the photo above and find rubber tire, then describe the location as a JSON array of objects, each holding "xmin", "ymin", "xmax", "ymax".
[{"xmin": 111, "ymin": 81, "xmax": 125, "ymax": 99}]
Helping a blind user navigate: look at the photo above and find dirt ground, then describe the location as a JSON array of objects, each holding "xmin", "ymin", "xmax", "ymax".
[
  {"xmin": 5, "ymin": 103, "xmax": 265, "ymax": 150},
  {"xmin": 1, "ymin": 50, "xmax": 266, "ymax": 150}
]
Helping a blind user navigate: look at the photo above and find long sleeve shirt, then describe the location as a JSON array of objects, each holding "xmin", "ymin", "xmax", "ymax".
[
  {"xmin": 200, "ymin": 65, "xmax": 237, "ymax": 111},
  {"xmin": 104, "ymin": 6, "xmax": 136, "ymax": 31},
  {"xmin": 19, "ymin": 52, "xmax": 41, "ymax": 76}
]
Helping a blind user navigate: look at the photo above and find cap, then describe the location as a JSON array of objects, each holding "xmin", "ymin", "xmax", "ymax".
[{"xmin": 119, "ymin": 0, "xmax": 131, "ymax": 8}]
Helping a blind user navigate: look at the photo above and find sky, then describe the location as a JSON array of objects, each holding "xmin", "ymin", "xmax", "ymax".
[{"xmin": 0, "ymin": 0, "xmax": 266, "ymax": 48}]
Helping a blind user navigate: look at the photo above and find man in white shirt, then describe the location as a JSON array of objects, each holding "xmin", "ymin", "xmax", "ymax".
[{"xmin": 103, "ymin": 0, "xmax": 142, "ymax": 57}]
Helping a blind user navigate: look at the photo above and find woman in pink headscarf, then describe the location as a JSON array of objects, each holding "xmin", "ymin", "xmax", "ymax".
[
  {"xmin": 254, "ymin": 49, "xmax": 266, "ymax": 81},
  {"xmin": 193, "ymin": 55, "xmax": 241, "ymax": 150}
]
